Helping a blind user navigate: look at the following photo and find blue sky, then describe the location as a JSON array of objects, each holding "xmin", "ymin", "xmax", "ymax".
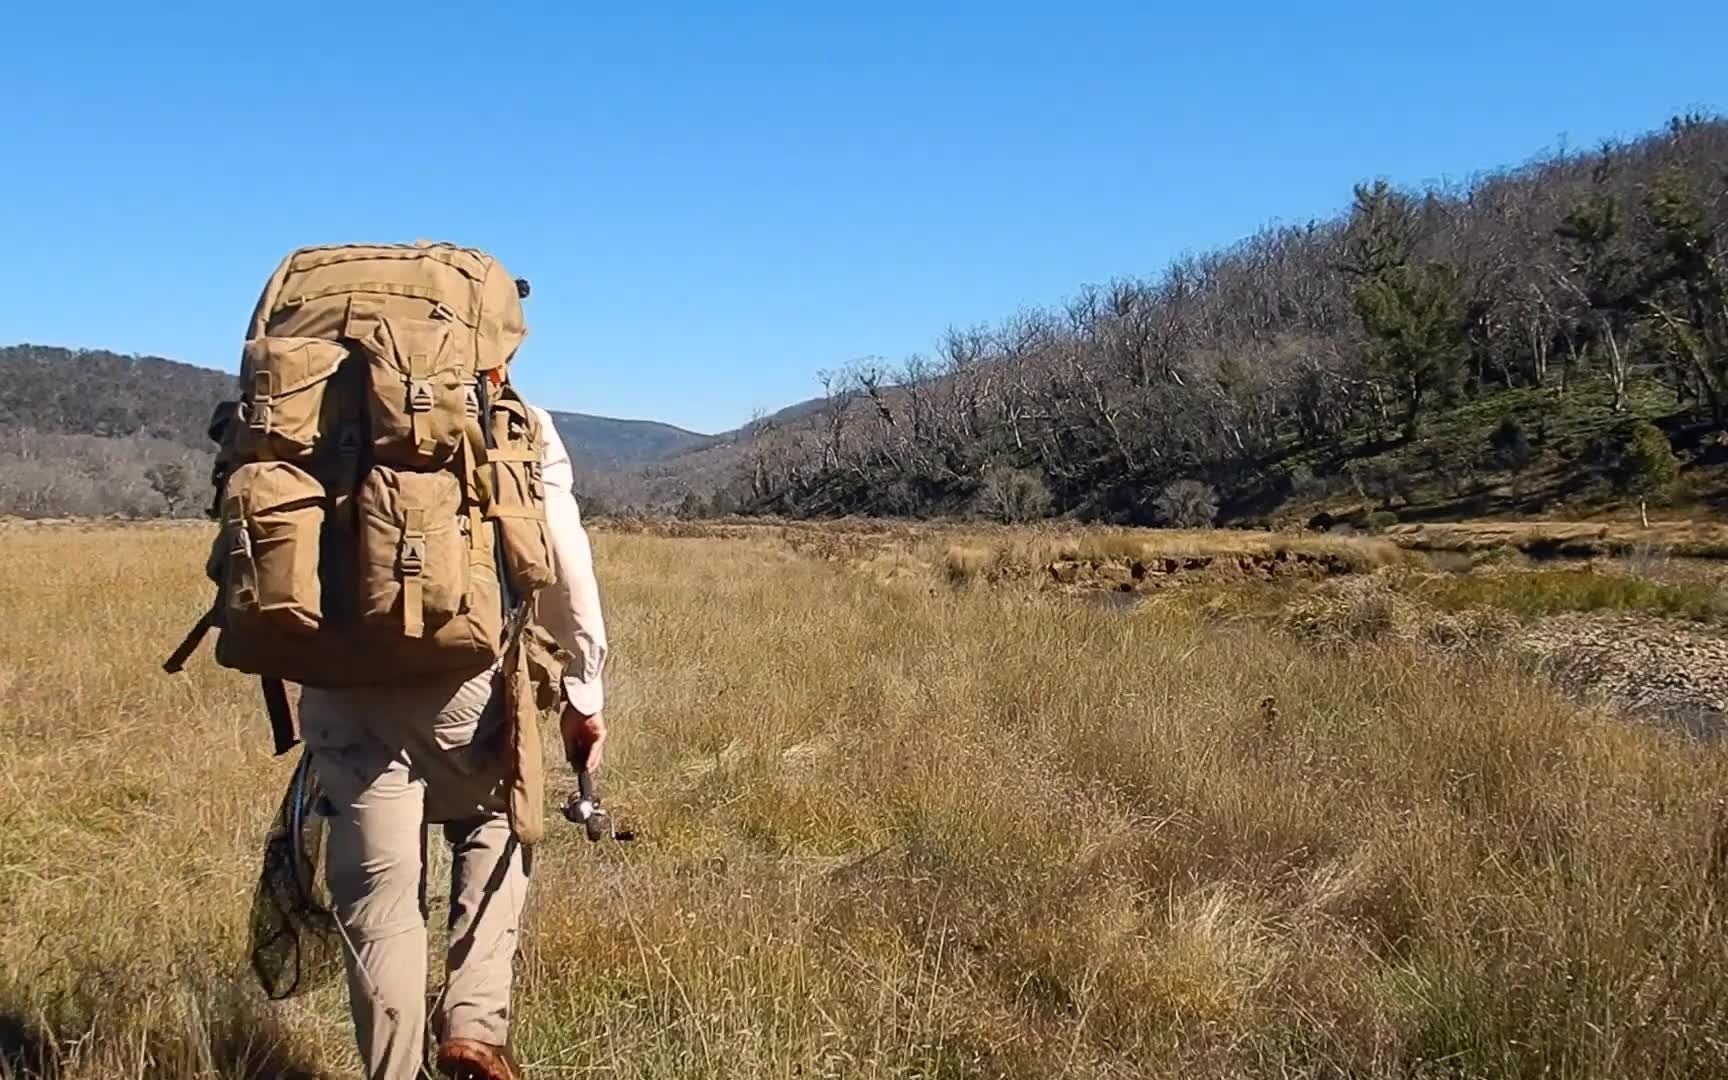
[{"xmin": 2, "ymin": 4, "xmax": 1722, "ymax": 434}]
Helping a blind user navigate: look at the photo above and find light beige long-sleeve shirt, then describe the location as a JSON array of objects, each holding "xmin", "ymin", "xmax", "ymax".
[{"xmin": 528, "ymin": 405, "xmax": 608, "ymax": 715}]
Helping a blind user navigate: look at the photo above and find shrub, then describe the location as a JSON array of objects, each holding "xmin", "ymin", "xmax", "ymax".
[
  {"xmin": 1286, "ymin": 465, "xmax": 1330, "ymax": 500},
  {"xmin": 976, "ymin": 466, "xmax": 1052, "ymax": 523},
  {"xmin": 1366, "ymin": 510, "xmax": 1399, "ymax": 533},
  {"xmin": 1154, "ymin": 480, "xmax": 1219, "ymax": 528},
  {"xmin": 143, "ymin": 462, "xmax": 188, "ymax": 515},
  {"xmin": 1617, "ymin": 421, "xmax": 1680, "ymax": 498},
  {"xmin": 1488, "ymin": 416, "xmax": 1534, "ymax": 471},
  {"xmin": 1345, "ymin": 458, "xmax": 1406, "ymax": 506}
]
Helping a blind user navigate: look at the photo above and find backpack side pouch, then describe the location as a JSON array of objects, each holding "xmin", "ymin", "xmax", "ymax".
[
  {"xmin": 220, "ymin": 461, "xmax": 327, "ymax": 635},
  {"xmin": 482, "ymin": 387, "xmax": 556, "ymax": 596}
]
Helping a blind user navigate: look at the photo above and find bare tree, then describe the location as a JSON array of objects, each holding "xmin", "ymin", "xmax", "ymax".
[{"xmin": 145, "ymin": 461, "xmax": 188, "ymax": 516}]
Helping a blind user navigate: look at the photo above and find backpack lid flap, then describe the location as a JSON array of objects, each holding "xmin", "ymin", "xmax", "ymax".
[
  {"xmin": 241, "ymin": 338, "xmax": 350, "ymax": 400},
  {"xmin": 230, "ymin": 461, "xmax": 326, "ymax": 518}
]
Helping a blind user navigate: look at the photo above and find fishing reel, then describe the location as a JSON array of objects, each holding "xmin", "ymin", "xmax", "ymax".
[{"xmin": 561, "ymin": 768, "xmax": 634, "ymax": 843}]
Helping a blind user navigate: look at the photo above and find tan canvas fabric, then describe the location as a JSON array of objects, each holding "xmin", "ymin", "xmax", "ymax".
[
  {"xmin": 219, "ymin": 461, "xmax": 326, "ymax": 635},
  {"xmin": 185, "ymin": 240, "xmax": 544, "ymax": 691},
  {"xmin": 499, "ymin": 622, "xmax": 571, "ymax": 845},
  {"xmin": 234, "ymin": 336, "xmax": 350, "ymax": 461},
  {"xmin": 357, "ymin": 466, "xmax": 470, "ymax": 638},
  {"xmin": 354, "ymin": 312, "xmax": 480, "ymax": 470},
  {"xmin": 247, "ymin": 242, "xmax": 527, "ymax": 376},
  {"xmin": 484, "ymin": 385, "xmax": 557, "ymax": 597},
  {"xmin": 211, "ymin": 509, "xmax": 504, "ymax": 689}
]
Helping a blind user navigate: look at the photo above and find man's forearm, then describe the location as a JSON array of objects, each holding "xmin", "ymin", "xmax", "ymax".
[{"xmin": 533, "ymin": 408, "xmax": 609, "ymax": 714}]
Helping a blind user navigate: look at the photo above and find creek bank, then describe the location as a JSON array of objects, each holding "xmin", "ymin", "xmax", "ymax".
[{"xmin": 1044, "ymin": 549, "xmax": 1361, "ymax": 594}]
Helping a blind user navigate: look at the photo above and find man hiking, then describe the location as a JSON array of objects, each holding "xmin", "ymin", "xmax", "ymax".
[
  {"xmin": 299, "ymin": 400, "xmax": 606, "ymax": 1080},
  {"xmin": 164, "ymin": 241, "xmax": 607, "ymax": 1080}
]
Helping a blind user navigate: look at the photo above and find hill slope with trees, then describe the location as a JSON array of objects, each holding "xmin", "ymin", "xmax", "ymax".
[
  {"xmin": 706, "ymin": 114, "xmax": 1728, "ymax": 527},
  {"xmin": 0, "ymin": 346, "xmax": 233, "ymax": 518}
]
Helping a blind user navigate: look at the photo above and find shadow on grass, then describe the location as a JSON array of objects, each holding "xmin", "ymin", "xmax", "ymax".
[
  {"xmin": 0, "ymin": 992, "xmax": 326, "ymax": 1080},
  {"xmin": 0, "ymin": 1011, "xmax": 51, "ymax": 1079}
]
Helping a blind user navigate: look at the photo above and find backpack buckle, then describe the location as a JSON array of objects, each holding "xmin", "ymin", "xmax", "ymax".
[
  {"xmin": 336, "ymin": 423, "xmax": 363, "ymax": 458},
  {"xmin": 243, "ymin": 400, "xmax": 273, "ymax": 434},
  {"xmin": 230, "ymin": 526, "xmax": 253, "ymax": 559},
  {"xmin": 408, "ymin": 378, "xmax": 435, "ymax": 413},
  {"xmin": 398, "ymin": 534, "xmax": 426, "ymax": 577}
]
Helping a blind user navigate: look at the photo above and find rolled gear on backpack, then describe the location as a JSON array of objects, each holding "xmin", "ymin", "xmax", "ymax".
[{"xmin": 164, "ymin": 241, "xmax": 561, "ymax": 754}]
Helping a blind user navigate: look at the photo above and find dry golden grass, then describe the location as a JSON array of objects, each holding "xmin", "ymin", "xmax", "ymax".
[
  {"xmin": 4, "ymin": 523, "xmax": 1728, "ymax": 1078},
  {"xmin": 1387, "ymin": 519, "xmax": 1728, "ymax": 560},
  {"xmin": 935, "ymin": 524, "xmax": 1404, "ymax": 570},
  {"xmin": 609, "ymin": 517, "xmax": 1415, "ymax": 593}
]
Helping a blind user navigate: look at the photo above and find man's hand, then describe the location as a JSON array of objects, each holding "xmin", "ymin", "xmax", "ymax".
[{"xmin": 560, "ymin": 704, "xmax": 606, "ymax": 772}]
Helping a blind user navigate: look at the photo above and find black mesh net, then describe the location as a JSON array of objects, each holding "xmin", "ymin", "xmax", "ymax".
[{"xmin": 248, "ymin": 751, "xmax": 344, "ymax": 1000}]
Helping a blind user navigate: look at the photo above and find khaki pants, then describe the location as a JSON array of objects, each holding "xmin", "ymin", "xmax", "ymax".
[{"xmin": 301, "ymin": 666, "xmax": 529, "ymax": 1080}]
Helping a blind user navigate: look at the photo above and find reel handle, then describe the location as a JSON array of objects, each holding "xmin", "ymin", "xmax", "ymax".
[{"xmin": 564, "ymin": 767, "xmax": 609, "ymax": 843}]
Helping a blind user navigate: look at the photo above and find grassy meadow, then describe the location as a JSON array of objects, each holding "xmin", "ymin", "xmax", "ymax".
[{"xmin": 4, "ymin": 522, "xmax": 1728, "ymax": 1078}]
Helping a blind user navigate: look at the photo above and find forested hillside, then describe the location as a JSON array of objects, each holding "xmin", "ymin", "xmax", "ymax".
[
  {"xmin": 0, "ymin": 346, "xmax": 711, "ymax": 517},
  {"xmin": 0, "ymin": 345, "xmax": 232, "ymax": 446},
  {"xmin": 718, "ymin": 114, "xmax": 1728, "ymax": 526},
  {"xmin": 0, "ymin": 346, "xmax": 232, "ymax": 518}
]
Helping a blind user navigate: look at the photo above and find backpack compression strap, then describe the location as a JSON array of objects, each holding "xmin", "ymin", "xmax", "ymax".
[
  {"xmin": 261, "ymin": 677, "xmax": 299, "ymax": 756},
  {"xmin": 163, "ymin": 602, "xmax": 218, "ymax": 674}
]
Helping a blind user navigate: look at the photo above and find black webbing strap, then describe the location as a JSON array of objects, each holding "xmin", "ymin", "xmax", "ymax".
[
  {"xmin": 162, "ymin": 605, "xmax": 217, "ymax": 674},
  {"xmin": 261, "ymin": 677, "xmax": 299, "ymax": 756}
]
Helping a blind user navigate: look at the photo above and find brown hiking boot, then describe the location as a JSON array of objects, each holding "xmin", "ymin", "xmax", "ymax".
[{"xmin": 436, "ymin": 1038, "xmax": 523, "ymax": 1080}]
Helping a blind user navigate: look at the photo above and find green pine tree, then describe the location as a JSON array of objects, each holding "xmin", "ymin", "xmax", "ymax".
[
  {"xmin": 1352, "ymin": 262, "xmax": 1470, "ymax": 441},
  {"xmin": 1643, "ymin": 169, "xmax": 1728, "ymax": 426},
  {"xmin": 1554, "ymin": 191, "xmax": 1642, "ymax": 412},
  {"xmin": 1618, "ymin": 420, "xmax": 1680, "ymax": 499},
  {"xmin": 1343, "ymin": 180, "xmax": 1469, "ymax": 440}
]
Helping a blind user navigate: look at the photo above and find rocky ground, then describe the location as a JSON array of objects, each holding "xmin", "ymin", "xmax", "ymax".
[
  {"xmin": 1517, "ymin": 614, "xmax": 1728, "ymax": 739},
  {"xmin": 1152, "ymin": 568, "xmax": 1728, "ymax": 742}
]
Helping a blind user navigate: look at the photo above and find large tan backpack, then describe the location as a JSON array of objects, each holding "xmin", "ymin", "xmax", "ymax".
[{"xmin": 165, "ymin": 241, "xmax": 558, "ymax": 742}]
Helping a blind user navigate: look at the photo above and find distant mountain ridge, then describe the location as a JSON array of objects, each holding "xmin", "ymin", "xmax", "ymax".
[
  {"xmin": 0, "ymin": 344, "xmax": 718, "ymax": 468},
  {"xmin": 547, "ymin": 411, "xmax": 713, "ymax": 468}
]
